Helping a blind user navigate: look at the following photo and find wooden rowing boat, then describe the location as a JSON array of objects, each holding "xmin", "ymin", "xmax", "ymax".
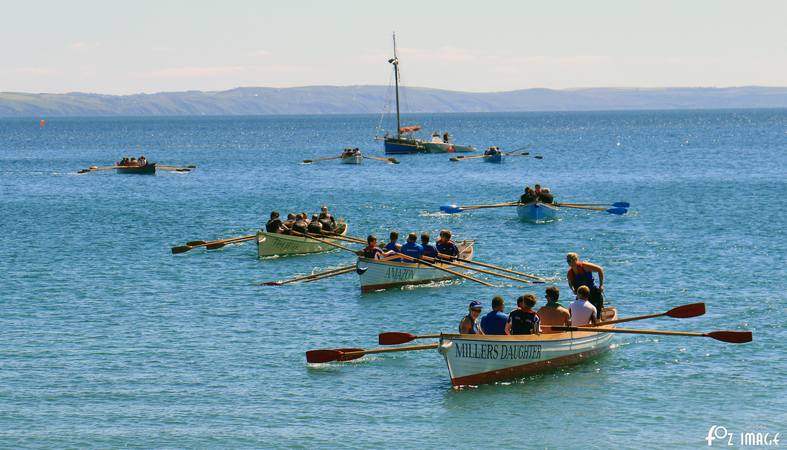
[
  {"xmin": 256, "ymin": 222, "xmax": 348, "ymax": 257},
  {"xmin": 483, "ymin": 152, "xmax": 503, "ymax": 163},
  {"xmin": 356, "ymin": 240, "xmax": 474, "ymax": 292},
  {"xmin": 516, "ymin": 202, "xmax": 558, "ymax": 223},
  {"xmin": 116, "ymin": 163, "xmax": 156, "ymax": 175},
  {"xmin": 440, "ymin": 307, "xmax": 617, "ymax": 386},
  {"xmin": 340, "ymin": 154, "xmax": 363, "ymax": 164}
]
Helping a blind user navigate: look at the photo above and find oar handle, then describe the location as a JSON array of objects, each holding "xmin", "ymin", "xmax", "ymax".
[
  {"xmin": 446, "ymin": 254, "xmax": 546, "ymax": 281},
  {"xmin": 394, "ymin": 252, "xmax": 496, "ymax": 288}
]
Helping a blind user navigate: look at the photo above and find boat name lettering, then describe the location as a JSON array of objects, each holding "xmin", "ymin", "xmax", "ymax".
[
  {"xmin": 385, "ymin": 267, "xmax": 414, "ymax": 281},
  {"xmin": 454, "ymin": 343, "xmax": 542, "ymax": 360}
]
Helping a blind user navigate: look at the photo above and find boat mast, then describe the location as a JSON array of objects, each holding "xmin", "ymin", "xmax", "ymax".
[{"xmin": 388, "ymin": 32, "xmax": 401, "ymax": 139}]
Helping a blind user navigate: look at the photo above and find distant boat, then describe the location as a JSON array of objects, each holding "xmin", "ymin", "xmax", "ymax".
[
  {"xmin": 340, "ymin": 148, "xmax": 363, "ymax": 164},
  {"xmin": 381, "ymin": 34, "xmax": 474, "ymax": 155},
  {"xmin": 116, "ymin": 163, "xmax": 157, "ymax": 175},
  {"xmin": 517, "ymin": 202, "xmax": 558, "ymax": 223}
]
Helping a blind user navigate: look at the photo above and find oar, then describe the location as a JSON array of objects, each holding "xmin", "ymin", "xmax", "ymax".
[
  {"xmin": 301, "ymin": 266, "xmax": 356, "ymax": 283},
  {"xmin": 171, "ymin": 234, "xmax": 255, "ymax": 254},
  {"xmin": 157, "ymin": 166, "xmax": 193, "ymax": 172},
  {"xmin": 547, "ymin": 326, "xmax": 752, "ymax": 344},
  {"xmin": 363, "ymin": 155, "xmax": 400, "ymax": 164},
  {"xmin": 439, "ymin": 254, "xmax": 546, "ymax": 281},
  {"xmin": 378, "ymin": 332, "xmax": 440, "ymax": 345},
  {"xmin": 508, "ymin": 154, "xmax": 543, "ymax": 159},
  {"xmin": 423, "ymin": 256, "xmax": 540, "ymax": 284},
  {"xmin": 205, "ymin": 235, "xmax": 256, "ymax": 250},
  {"xmin": 558, "ymin": 202, "xmax": 630, "ymax": 208},
  {"xmin": 260, "ymin": 264, "xmax": 356, "ymax": 286},
  {"xmin": 449, "ymin": 154, "xmax": 487, "ymax": 162},
  {"xmin": 77, "ymin": 165, "xmax": 119, "ymax": 173},
  {"xmin": 303, "ymin": 156, "xmax": 341, "ymax": 164},
  {"xmin": 554, "ymin": 203, "xmax": 628, "ymax": 215},
  {"xmin": 594, "ymin": 303, "xmax": 706, "ymax": 327},
  {"xmin": 293, "ymin": 232, "xmax": 496, "ymax": 288},
  {"xmin": 439, "ymin": 202, "xmax": 520, "ymax": 214},
  {"xmin": 306, "ymin": 343, "xmax": 439, "ymax": 363}
]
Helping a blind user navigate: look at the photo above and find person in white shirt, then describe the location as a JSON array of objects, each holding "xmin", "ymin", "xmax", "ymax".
[{"xmin": 568, "ymin": 285, "xmax": 598, "ymax": 326}]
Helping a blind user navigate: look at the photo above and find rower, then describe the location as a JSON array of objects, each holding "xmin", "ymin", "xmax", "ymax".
[
  {"xmin": 538, "ymin": 187, "xmax": 554, "ymax": 204},
  {"xmin": 435, "ymin": 229, "xmax": 459, "ymax": 258},
  {"xmin": 568, "ymin": 286, "xmax": 597, "ymax": 326},
  {"xmin": 566, "ymin": 252, "xmax": 605, "ymax": 318},
  {"xmin": 265, "ymin": 211, "xmax": 287, "ymax": 234},
  {"xmin": 536, "ymin": 286, "xmax": 570, "ymax": 332},
  {"xmin": 400, "ymin": 232, "xmax": 424, "ymax": 260},
  {"xmin": 480, "ymin": 296, "xmax": 508, "ymax": 335},
  {"xmin": 385, "ymin": 231, "xmax": 401, "ymax": 252},
  {"xmin": 129, "ymin": 157, "xmax": 138, "ymax": 166},
  {"xmin": 138, "ymin": 155, "xmax": 147, "ymax": 167},
  {"xmin": 420, "ymin": 232, "xmax": 437, "ymax": 258},
  {"xmin": 282, "ymin": 213, "xmax": 297, "ymax": 233},
  {"xmin": 319, "ymin": 205, "xmax": 336, "ymax": 231},
  {"xmin": 484, "ymin": 146, "xmax": 499, "ymax": 156},
  {"xmin": 520, "ymin": 186, "xmax": 537, "ymax": 203},
  {"xmin": 357, "ymin": 235, "xmax": 395, "ymax": 260},
  {"xmin": 459, "ymin": 300, "xmax": 484, "ymax": 335},
  {"xmin": 534, "ymin": 184, "xmax": 542, "ymax": 198},
  {"xmin": 291, "ymin": 214, "xmax": 308, "ymax": 234},
  {"xmin": 505, "ymin": 294, "xmax": 541, "ymax": 335},
  {"xmin": 307, "ymin": 214, "xmax": 323, "ymax": 234}
]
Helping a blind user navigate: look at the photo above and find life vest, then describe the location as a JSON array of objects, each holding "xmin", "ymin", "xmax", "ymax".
[
  {"xmin": 362, "ymin": 246, "xmax": 383, "ymax": 259},
  {"xmin": 509, "ymin": 308, "xmax": 538, "ymax": 335},
  {"xmin": 569, "ymin": 262, "xmax": 597, "ymax": 290},
  {"xmin": 436, "ymin": 240, "xmax": 459, "ymax": 257},
  {"xmin": 265, "ymin": 218, "xmax": 282, "ymax": 233}
]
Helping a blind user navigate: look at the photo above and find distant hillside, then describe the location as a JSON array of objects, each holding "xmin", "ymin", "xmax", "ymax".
[{"xmin": 1, "ymin": 86, "xmax": 786, "ymax": 117}]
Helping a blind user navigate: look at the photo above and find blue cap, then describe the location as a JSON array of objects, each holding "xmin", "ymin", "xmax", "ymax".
[{"xmin": 469, "ymin": 300, "xmax": 483, "ymax": 310}]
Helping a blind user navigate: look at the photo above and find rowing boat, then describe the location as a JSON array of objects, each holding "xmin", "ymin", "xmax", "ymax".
[
  {"xmin": 483, "ymin": 152, "xmax": 503, "ymax": 163},
  {"xmin": 439, "ymin": 307, "xmax": 617, "ymax": 386},
  {"xmin": 517, "ymin": 202, "xmax": 558, "ymax": 223},
  {"xmin": 256, "ymin": 222, "xmax": 348, "ymax": 257},
  {"xmin": 340, "ymin": 154, "xmax": 363, "ymax": 164},
  {"xmin": 116, "ymin": 163, "xmax": 156, "ymax": 175},
  {"xmin": 419, "ymin": 141, "xmax": 475, "ymax": 154},
  {"xmin": 356, "ymin": 240, "xmax": 474, "ymax": 292}
]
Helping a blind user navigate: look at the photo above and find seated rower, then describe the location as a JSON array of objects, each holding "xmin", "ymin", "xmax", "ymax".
[
  {"xmin": 129, "ymin": 157, "xmax": 138, "ymax": 166},
  {"xmin": 435, "ymin": 229, "xmax": 460, "ymax": 258},
  {"xmin": 265, "ymin": 211, "xmax": 287, "ymax": 234},
  {"xmin": 420, "ymin": 232, "xmax": 437, "ymax": 258},
  {"xmin": 307, "ymin": 214, "xmax": 323, "ymax": 234},
  {"xmin": 459, "ymin": 300, "xmax": 484, "ymax": 335},
  {"xmin": 117, "ymin": 157, "xmax": 128, "ymax": 166},
  {"xmin": 282, "ymin": 213, "xmax": 297, "ymax": 233},
  {"xmin": 534, "ymin": 184, "xmax": 542, "ymax": 198},
  {"xmin": 385, "ymin": 231, "xmax": 401, "ymax": 252},
  {"xmin": 399, "ymin": 232, "xmax": 424, "ymax": 261},
  {"xmin": 536, "ymin": 286, "xmax": 570, "ymax": 332},
  {"xmin": 138, "ymin": 155, "xmax": 147, "ymax": 167},
  {"xmin": 484, "ymin": 146, "xmax": 499, "ymax": 156},
  {"xmin": 319, "ymin": 205, "xmax": 336, "ymax": 231},
  {"xmin": 506, "ymin": 294, "xmax": 541, "ymax": 335},
  {"xmin": 538, "ymin": 187, "xmax": 554, "ymax": 204},
  {"xmin": 291, "ymin": 214, "xmax": 308, "ymax": 234},
  {"xmin": 520, "ymin": 186, "xmax": 537, "ymax": 203},
  {"xmin": 480, "ymin": 296, "xmax": 508, "ymax": 335},
  {"xmin": 357, "ymin": 235, "xmax": 396, "ymax": 260},
  {"xmin": 568, "ymin": 286, "xmax": 598, "ymax": 326},
  {"xmin": 300, "ymin": 212, "xmax": 310, "ymax": 225}
]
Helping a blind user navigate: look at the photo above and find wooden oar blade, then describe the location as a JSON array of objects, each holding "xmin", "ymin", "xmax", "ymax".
[
  {"xmin": 205, "ymin": 242, "xmax": 227, "ymax": 250},
  {"xmin": 388, "ymin": 158, "xmax": 400, "ymax": 164},
  {"xmin": 606, "ymin": 207, "xmax": 628, "ymax": 215},
  {"xmin": 439, "ymin": 204, "xmax": 463, "ymax": 214},
  {"xmin": 260, "ymin": 281, "xmax": 282, "ymax": 286},
  {"xmin": 302, "ymin": 160, "xmax": 313, "ymax": 164},
  {"xmin": 449, "ymin": 157, "xmax": 461, "ymax": 162},
  {"xmin": 186, "ymin": 240, "xmax": 207, "ymax": 246},
  {"xmin": 306, "ymin": 349, "xmax": 342, "ymax": 364},
  {"xmin": 171, "ymin": 246, "xmax": 192, "ymax": 254},
  {"xmin": 378, "ymin": 332, "xmax": 417, "ymax": 345},
  {"xmin": 667, "ymin": 303, "xmax": 705, "ymax": 318},
  {"xmin": 707, "ymin": 331, "xmax": 752, "ymax": 344}
]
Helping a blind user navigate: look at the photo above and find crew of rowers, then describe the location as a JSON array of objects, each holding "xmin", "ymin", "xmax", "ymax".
[
  {"xmin": 483, "ymin": 146, "xmax": 502, "ymax": 156},
  {"xmin": 357, "ymin": 229, "xmax": 461, "ymax": 262},
  {"xmin": 459, "ymin": 252, "xmax": 605, "ymax": 335},
  {"xmin": 520, "ymin": 183, "xmax": 554, "ymax": 204},
  {"xmin": 265, "ymin": 206, "xmax": 341, "ymax": 235},
  {"xmin": 117, "ymin": 155, "xmax": 148, "ymax": 167},
  {"xmin": 341, "ymin": 148, "xmax": 361, "ymax": 158}
]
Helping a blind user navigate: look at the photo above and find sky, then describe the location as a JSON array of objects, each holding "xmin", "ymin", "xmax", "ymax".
[{"xmin": 1, "ymin": 0, "xmax": 786, "ymax": 94}]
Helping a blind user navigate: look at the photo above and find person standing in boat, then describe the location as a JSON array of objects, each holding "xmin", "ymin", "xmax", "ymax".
[
  {"xmin": 420, "ymin": 232, "xmax": 437, "ymax": 258},
  {"xmin": 566, "ymin": 252, "xmax": 605, "ymax": 318},
  {"xmin": 265, "ymin": 211, "xmax": 288, "ymax": 234},
  {"xmin": 435, "ymin": 229, "xmax": 460, "ymax": 258},
  {"xmin": 505, "ymin": 294, "xmax": 541, "ymax": 335},
  {"xmin": 319, "ymin": 205, "xmax": 336, "ymax": 232},
  {"xmin": 568, "ymin": 286, "xmax": 598, "ymax": 325},
  {"xmin": 480, "ymin": 296, "xmax": 508, "ymax": 335},
  {"xmin": 459, "ymin": 300, "xmax": 484, "ymax": 335},
  {"xmin": 400, "ymin": 232, "xmax": 424, "ymax": 260},
  {"xmin": 537, "ymin": 286, "xmax": 570, "ymax": 332},
  {"xmin": 443, "ymin": 131, "xmax": 450, "ymax": 143}
]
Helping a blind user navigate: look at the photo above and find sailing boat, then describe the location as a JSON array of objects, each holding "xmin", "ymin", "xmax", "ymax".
[{"xmin": 382, "ymin": 34, "xmax": 475, "ymax": 155}]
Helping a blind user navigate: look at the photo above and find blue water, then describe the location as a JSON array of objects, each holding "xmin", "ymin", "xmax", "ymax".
[{"xmin": 1, "ymin": 110, "xmax": 785, "ymax": 448}]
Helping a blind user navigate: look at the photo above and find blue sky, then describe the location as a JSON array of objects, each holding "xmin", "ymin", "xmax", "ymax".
[{"xmin": 1, "ymin": 0, "xmax": 785, "ymax": 94}]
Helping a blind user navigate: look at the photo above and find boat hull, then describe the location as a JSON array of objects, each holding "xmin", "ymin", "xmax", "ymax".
[
  {"xmin": 384, "ymin": 137, "xmax": 422, "ymax": 154},
  {"xmin": 440, "ymin": 308, "xmax": 617, "ymax": 386},
  {"xmin": 340, "ymin": 155, "xmax": 363, "ymax": 164},
  {"xmin": 483, "ymin": 153, "xmax": 503, "ymax": 163},
  {"xmin": 420, "ymin": 142, "xmax": 475, "ymax": 154},
  {"xmin": 116, "ymin": 163, "xmax": 156, "ymax": 175},
  {"xmin": 357, "ymin": 241, "xmax": 474, "ymax": 292},
  {"xmin": 256, "ymin": 224, "xmax": 348, "ymax": 258},
  {"xmin": 517, "ymin": 202, "xmax": 558, "ymax": 223}
]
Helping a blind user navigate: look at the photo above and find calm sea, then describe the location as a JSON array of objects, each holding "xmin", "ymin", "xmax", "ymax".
[{"xmin": 1, "ymin": 110, "xmax": 785, "ymax": 448}]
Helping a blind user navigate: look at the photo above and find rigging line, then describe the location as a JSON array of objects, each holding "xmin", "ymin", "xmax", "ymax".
[{"xmin": 376, "ymin": 68, "xmax": 394, "ymax": 136}]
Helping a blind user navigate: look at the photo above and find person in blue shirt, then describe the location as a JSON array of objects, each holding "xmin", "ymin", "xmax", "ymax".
[
  {"xmin": 435, "ymin": 229, "xmax": 460, "ymax": 258},
  {"xmin": 479, "ymin": 296, "xmax": 508, "ymax": 335},
  {"xmin": 385, "ymin": 231, "xmax": 401, "ymax": 252},
  {"xmin": 420, "ymin": 232, "xmax": 437, "ymax": 258},
  {"xmin": 399, "ymin": 232, "xmax": 424, "ymax": 261}
]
